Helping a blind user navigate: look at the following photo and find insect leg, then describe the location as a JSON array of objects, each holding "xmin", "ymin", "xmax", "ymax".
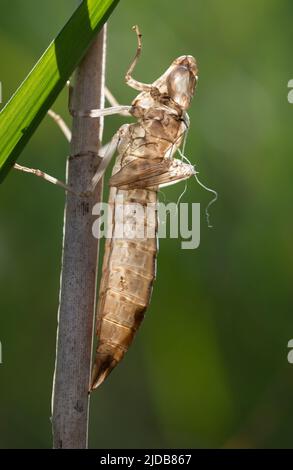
[
  {"xmin": 85, "ymin": 124, "xmax": 129, "ymax": 194},
  {"xmin": 13, "ymin": 83, "xmax": 122, "ymax": 195},
  {"xmin": 105, "ymin": 86, "xmax": 119, "ymax": 107},
  {"xmin": 13, "ymin": 163, "xmax": 74, "ymax": 193},
  {"xmin": 47, "ymin": 109, "xmax": 72, "ymax": 142},
  {"xmin": 46, "ymin": 80, "xmax": 72, "ymax": 140},
  {"xmin": 125, "ymin": 25, "xmax": 152, "ymax": 92},
  {"xmin": 13, "ymin": 91, "xmax": 73, "ymax": 191},
  {"xmin": 13, "ymin": 131, "xmax": 118, "ymax": 195},
  {"xmin": 71, "ymin": 105, "xmax": 132, "ymax": 118},
  {"xmin": 68, "ymin": 74, "xmax": 131, "ymax": 118},
  {"xmin": 104, "ymin": 87, "xmax": 130, "ymax": 118}
]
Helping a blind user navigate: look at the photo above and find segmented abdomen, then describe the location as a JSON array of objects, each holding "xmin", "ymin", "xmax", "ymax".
[
  {"xmin": 91, "ymin": 110, "xmax": 187, "ymax": 389},
  {"xmin": 91, "ymin": 186, "xmax": 157, "ymax": 389}
]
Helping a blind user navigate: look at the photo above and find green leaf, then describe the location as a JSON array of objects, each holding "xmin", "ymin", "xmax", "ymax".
[{"xmin": 0, "ymin": 0, "xmax": 120, "ymax": 182}]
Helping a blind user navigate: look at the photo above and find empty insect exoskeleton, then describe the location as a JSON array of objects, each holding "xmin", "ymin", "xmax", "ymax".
[
  {"xmin": 85, "ymin": 26, "xmax": 199, "ymax": 389},
  {"xmin": 14, "ymin": 25, "xmax": 216, "ymax": 390}
]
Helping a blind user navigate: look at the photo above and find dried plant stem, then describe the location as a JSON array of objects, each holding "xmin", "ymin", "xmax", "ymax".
[{"xmin": 51, "ymin": 26, "xmax": 107, "ymax": 449}]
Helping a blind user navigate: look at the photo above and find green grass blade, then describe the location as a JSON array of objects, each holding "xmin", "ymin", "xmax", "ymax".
[{"xmin": 0, "ymin": 0, "xmax": 120, "ymax": 182}]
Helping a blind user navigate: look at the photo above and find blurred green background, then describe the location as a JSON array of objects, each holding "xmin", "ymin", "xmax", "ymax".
[{"xmin": 1, "ymin": 0, "xmax": 293, "ymax": 449}]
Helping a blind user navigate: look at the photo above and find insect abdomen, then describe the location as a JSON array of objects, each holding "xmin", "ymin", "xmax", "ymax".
[{"xmin": 91, "ymin": 188, "xmax": 157, "ymax": 389}]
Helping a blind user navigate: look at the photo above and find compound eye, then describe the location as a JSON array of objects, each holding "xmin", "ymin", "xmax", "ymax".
[{"xmin": 166, "ymin": 66, "xmax": 195, "ymax": 109}]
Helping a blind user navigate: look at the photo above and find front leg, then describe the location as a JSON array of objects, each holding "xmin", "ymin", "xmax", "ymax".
[
  {"xmin": 82, "ymin": 124, "xmax": 130, "ymax": 195},
  {"xmin": 68, "ymin": 77, "xmax": 131, "ymax": 118},
  {"xmin": 124, "ymin": 25, "xmax": 152, "ymax": 92},
  {"xmin": 87, "ymin": 129, "xmax": 121, "ymax": 193},
  {"xmin": 14, "ymin": 163, "xmax": 75, "ymax": 194},
  {"xmin": 71, "ymin": 105, "xmax": 131, "ymax": 118}
]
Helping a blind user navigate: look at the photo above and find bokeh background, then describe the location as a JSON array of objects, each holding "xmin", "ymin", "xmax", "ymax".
[{"xmin": 1, "ymin": 0, "xmax": 293, "ymax": 449}]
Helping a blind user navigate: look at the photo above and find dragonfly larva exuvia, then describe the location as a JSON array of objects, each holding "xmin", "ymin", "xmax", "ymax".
[
  {"xmin": 86, "ymin": 26, "xmax": 198, "ymax": 389},
  {"xmin": 15, "ymin": 25, "xmax": 214, "ymax": 390}
]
